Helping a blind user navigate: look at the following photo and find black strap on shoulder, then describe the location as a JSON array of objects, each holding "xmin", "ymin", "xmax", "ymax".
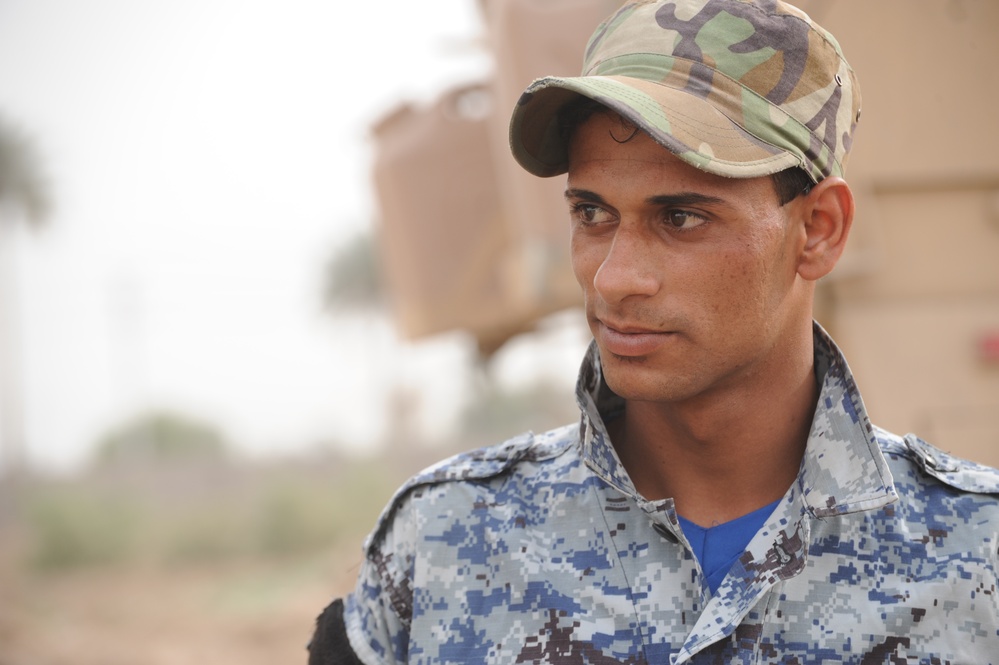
[{"xmin": 307, "ymin": 598, "xmax": 365, "ymax": 665}]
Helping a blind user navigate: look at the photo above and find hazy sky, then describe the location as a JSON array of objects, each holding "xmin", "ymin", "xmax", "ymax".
[{"xmin": 0, "ymin": 0, "xmax": 584, "ymax": 470}]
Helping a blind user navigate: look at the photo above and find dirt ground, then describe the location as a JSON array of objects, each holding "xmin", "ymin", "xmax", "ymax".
[{"xmin": 0, "ymin": 539, "xmax": 364, "ymax": 665}]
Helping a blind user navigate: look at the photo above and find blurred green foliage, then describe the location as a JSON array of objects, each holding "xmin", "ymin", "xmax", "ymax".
[
  {"xmin": 252, "ymin": 464, "xmax": 388, "ymax": 557},
  {"xmin": 92, "ymin": 410, "xmax": 229, "ymax": 468},
  {"xmin": 323, "ymin": 232, "xmax": 384, "ymax": 311},
  {"xmin": 14, "ymin": 380, "xmax": 575, "ymax": 574},
  {"xmin": 25, "ymin": 487, "xmax": 139, "ymax": 570},
  {"xmin": 10, "ymin": 408, "xmax": 404, "ymax": 573},
  {"xmin": 17, "ymin": 458, "xmax": 397, "ymax": 572},
  {"xmin": 459, "ymin": 380, "xmax": 576, "ymax": 447},
  {"xmin": 0, "ymin": 112, "xmax": 51, "ymax": 226}
]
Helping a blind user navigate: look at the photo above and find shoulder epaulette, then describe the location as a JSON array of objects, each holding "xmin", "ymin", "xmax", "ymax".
[
  {"xmin": 363, "ymin": 427, "xmax": 573, "ymax": 555},
  {"xmin": 896, "ymin": 433, "xmax": 999, "ymax": 495}
]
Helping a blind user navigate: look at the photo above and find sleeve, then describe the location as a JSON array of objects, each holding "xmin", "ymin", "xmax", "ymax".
[
  {"xmin": 340, "ymin": 491, "xmax": 421, "ymax": 665},
  {"xmin": 325, "ymin": 438, "xmax": 532, "ymax": 663}
]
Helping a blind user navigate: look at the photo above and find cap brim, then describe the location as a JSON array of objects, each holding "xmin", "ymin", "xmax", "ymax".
[{"xmin": 509, "ymin": 75, "xmax": 801, "ymax": 179}]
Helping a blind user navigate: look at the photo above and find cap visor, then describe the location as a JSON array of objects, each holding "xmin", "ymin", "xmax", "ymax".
[{"xmin": 510, "ymin": 75, "xmax": 799, "ymax": 179}]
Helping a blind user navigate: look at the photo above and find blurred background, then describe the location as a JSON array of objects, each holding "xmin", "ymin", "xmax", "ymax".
[{"xmin": 0, "ymin": 0, "xmax": 996, "ymax": 662}]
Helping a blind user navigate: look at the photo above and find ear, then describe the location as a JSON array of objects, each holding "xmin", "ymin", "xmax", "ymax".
[{"xmin": 796, "ymin": 176, "xmax": 854, "ymax": 282}]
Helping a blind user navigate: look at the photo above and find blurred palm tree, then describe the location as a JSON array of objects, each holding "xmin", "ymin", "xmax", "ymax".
[
  {"xmin": 322, "ymin": 231, "xmax": 384, "ymax": 312},
  {"xmin": 0, "ymin": 113, "xmax": 51, "ymax": 483}
]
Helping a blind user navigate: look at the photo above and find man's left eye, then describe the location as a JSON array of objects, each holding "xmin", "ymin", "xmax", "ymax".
[{"xmin": 666, "ymin": 210, "xmax": 706, "ymax": 230}]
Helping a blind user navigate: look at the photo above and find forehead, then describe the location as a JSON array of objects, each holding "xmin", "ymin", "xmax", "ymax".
[{"xmin": 566, "ymin": 111, "xmax": 777, "ymax": 201}]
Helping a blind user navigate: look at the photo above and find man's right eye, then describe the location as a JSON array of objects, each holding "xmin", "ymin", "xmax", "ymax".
[{"xmin": 571, "ymin": 203, "xmax": 612, "ymax": 225}]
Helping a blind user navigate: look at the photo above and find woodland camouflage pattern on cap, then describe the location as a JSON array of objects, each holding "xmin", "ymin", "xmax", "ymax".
[{"xmin": 510, "ymin": 0, "xmax": 862, "ymax": 183}]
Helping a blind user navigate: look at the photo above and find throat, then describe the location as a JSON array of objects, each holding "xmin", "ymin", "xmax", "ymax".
[{"xmin": 607, "ymin": 401, "xmax": 808, "ymax": 525}]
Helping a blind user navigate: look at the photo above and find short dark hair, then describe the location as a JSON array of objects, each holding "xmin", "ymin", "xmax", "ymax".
[
  {"xmin": 558, "ymin": 96, "xmax": 815, "ymax": 206},
  {"xmin": 770, "ymin": 166, "xmax": 814, "ymax": 206}
]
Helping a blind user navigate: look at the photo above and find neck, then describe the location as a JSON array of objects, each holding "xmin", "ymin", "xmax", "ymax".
[{"xmin": 610, "ymin": 331, "xmax": 818, "ymax": 526}]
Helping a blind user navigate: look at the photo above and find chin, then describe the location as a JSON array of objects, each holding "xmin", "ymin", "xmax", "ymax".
[{"xmin": 600, "ymin": 357, "xmax": 695, "ymax": 404}]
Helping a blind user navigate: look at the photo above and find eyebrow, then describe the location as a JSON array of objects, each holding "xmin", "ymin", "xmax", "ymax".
[{"xmin": 564, "ymin": 187, "xmax": 727, "ymax": 208}]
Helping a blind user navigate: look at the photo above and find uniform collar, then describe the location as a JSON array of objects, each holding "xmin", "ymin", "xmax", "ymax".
[{"xmin": 574, "ymin": 321, "xmax": 897, "ymax": 517}]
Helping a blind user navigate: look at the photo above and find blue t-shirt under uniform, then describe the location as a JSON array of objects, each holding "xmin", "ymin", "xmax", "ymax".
[{"xmin": 678, "ymin": 499, "xmax": 781, "ymax": 595}]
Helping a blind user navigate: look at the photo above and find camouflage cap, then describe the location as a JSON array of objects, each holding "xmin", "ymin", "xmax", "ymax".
[{"xmin": 509, "ymin": 0, "xmax": 862, "ymax": 183}]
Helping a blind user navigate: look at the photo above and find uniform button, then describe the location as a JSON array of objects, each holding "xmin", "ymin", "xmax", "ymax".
[{"xmin": 653, "ymin": 522, "xmax": 679, "ymax": 543}]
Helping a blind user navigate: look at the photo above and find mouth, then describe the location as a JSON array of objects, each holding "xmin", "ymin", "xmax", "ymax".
[{"xmin": 596, "ymin": 320, "xmax": 675, "ymax": 357}]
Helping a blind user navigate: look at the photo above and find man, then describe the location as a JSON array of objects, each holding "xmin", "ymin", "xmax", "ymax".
[{"xmin": 310, "ymin": 0, "xmax": 999, "ymax": 662}]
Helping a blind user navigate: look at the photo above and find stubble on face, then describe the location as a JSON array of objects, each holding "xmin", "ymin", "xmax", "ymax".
[{"xmin": 566, "ymin": 111, "xmax": 808, "ymax": 409}]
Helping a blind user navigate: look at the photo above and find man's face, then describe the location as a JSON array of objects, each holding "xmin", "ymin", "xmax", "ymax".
[{"xmin": 566, "ymin": 111, "xmax": 809, "ymax": 405}]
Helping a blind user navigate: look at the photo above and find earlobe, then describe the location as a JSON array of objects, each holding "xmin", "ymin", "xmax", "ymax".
[{"xmin": 796, "ymin": 177, "xmax": 854, "ymax": 282}]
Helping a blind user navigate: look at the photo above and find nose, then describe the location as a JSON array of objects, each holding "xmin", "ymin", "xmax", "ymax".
[{"xmin": 592, "ymin": 224, "xmax": 660, "ymax": 304}]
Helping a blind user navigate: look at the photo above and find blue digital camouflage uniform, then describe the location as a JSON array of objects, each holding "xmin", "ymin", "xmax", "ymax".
[{"xmin": 344, "ymin": 323, "xmax": 999, "ymax": 663}]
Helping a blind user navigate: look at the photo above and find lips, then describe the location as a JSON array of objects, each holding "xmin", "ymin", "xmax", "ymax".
[{"xmin": 596, "ymin": 320, "xmax": 675, "ymax": 357}]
